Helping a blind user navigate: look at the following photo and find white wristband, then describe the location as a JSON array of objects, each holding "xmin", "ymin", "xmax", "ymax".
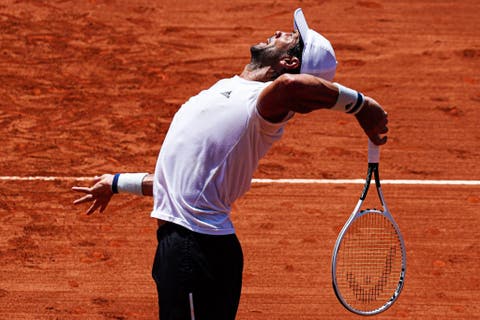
[
  {"xmin": 112, "ymin": 173, "xmax": 148, "ymax": 195},
  {"xmin": 331, "ymin": 83, "xmax": 365, "ymax": 114}
]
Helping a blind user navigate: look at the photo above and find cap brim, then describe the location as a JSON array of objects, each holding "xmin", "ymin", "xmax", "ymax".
[{"xmin": 294, "ymin": 8, "xmax": 309, "ymax": 43}]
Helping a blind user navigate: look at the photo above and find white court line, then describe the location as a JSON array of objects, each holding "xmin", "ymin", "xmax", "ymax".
[
  {"xmin": 0, "ymin": 176, "xmax": 95, "ymax": 181},
  {"xmin": 252, "ymin": 178, "xmax": 480, "ymax": 185},
  {"xmin": 0, "ymin": 176, "xmax": 479, "ymax": 185}
]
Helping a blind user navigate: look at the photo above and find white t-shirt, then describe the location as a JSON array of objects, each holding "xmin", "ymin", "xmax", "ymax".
[{"xmin": 151, "ymin": 75, "xmax": 293, "ymax": 235}]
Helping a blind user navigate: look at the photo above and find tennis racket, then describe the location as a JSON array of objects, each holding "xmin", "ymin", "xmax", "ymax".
[{"xmin": 331, "ymin": 139, "xmax": 406, "ymax": 315}]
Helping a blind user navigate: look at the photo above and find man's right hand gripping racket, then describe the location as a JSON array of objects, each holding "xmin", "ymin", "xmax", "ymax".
[{"xmin": 331, "ymin": 139, "xmax": 406, "ymax": 315}]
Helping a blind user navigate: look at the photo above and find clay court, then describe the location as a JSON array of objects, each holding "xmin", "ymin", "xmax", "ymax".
[{"xmin": 0, "ymin": 0, "xmax": 479, "ymax": 319}]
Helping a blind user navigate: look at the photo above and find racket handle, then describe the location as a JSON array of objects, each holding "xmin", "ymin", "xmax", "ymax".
[{"xmin": 368, "ymin": 139, "xmax": 380, "ymax": 163}]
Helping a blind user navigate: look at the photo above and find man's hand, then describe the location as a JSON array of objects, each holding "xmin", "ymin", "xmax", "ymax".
[
  {"xmin": 72, "ymin": 174, "xmax": 114, "ymax": 215},
  {"xmin": 355, "ymin": 97, "xmax": 389, "ymax": 145}
]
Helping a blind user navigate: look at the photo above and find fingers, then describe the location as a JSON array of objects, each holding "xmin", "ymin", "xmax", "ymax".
[
  {"xmin": 86, "ymin": 201, "xmax": 101, "ymax": 215},
  {"xmin": 72, "ymin": 175, "xmax": 114, "ymax": 215},
  {"xmin": 71, "ymin": 186, "xmax": 91, "ymax": 194},
  {"xmin": 87, "ymin": 197, "xmax": 112, "ymax": 215},
  {"xmin": 370, "ymin": 134, "xmax": 388, "ymax": 146},
  {"xmin": 71, "ymin": 191, "xmax": 99, "ymax": 215},
  {"xmin": 360, "ymin": 97, "xmax": 389, "ymax": 145},
  {"xmin": 374, "ymin": 118, "xmax": 389, "ymax": 144},
  {"xmin": 73, "ymin": 194, "xmax": 94, "ymax": 205},
  {"xmin": 72, "ymin": 185, "xmax": 102, "ymax": 214},
  {"xmin": 73, "ymin": 192, "xmax": 110, "ymax": 215},
  {"xmin": 72, "ymin": 185, "xmax": 95, "ymax": 206},
  {"xmin": 99, "ymin": 199, "xmax": 110, "ymax": 213}
]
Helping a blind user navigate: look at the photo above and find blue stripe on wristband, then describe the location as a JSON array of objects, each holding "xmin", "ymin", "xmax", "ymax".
[
  {"xmin": 112, "ymin": 173, "xmax": 120, "ymax": 194},
  {"xmin": 347, "ymin": 92, "xmax": 364, "ymax": 114}
]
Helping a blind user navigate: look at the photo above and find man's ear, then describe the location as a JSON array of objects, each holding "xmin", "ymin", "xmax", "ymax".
[{"xmin": 279, "ymin": 55, "xmax": 300, "ymax": 71}]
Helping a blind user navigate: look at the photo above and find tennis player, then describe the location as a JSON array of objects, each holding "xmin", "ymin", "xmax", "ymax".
[{"xmin": 72, "ymin": 8, "xmax": 388, "ymax": 320}]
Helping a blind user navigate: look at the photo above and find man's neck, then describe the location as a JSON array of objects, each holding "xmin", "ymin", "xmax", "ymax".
[{"xmin": 239, "ymin": 64, "xmax": 280, "ymax": 82}]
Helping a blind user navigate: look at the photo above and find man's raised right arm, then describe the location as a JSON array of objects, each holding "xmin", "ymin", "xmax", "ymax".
[{"xmin": 257, "ymin": 73, "xmax": 388, "ymax": 145}]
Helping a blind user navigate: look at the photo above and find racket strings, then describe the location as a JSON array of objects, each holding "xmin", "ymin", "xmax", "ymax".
[{"xmin": 336, "ymin": 211, "xmax": 403, "ymax": 311}]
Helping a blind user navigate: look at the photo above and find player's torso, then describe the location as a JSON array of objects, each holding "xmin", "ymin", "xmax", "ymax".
[{"xmin": 152, "ymin": 76, "xmax": 276, "ymax": 234}]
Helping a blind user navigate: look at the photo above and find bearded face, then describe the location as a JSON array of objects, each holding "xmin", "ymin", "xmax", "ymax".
[
  {"xmin": 249, "ymin": 42, "xmax": 286, "ymax": 68},
  {"xmin": 249, "ymin": 31, "xmax": 303, "ymax": 74}
]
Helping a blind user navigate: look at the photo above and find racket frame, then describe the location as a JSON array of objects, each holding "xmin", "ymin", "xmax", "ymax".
[{"xmin": 331, "ymin": 142, "xmax": 406, "ymax": 316}]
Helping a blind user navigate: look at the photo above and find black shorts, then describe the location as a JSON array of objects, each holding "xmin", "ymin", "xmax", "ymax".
[{"xmin": 152, "ymin": 222, "xmax": 243, "ymax": 320}]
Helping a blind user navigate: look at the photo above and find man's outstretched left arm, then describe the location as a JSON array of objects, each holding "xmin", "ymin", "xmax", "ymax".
[{"xmin": 72, "ymin": 173, "xmax": 153, "ymax": 215}]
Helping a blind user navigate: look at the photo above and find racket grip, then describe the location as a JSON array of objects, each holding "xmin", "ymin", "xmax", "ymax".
[{"xmin": 368, "ymin": 139, "xmax": 380, "ymax": 163}]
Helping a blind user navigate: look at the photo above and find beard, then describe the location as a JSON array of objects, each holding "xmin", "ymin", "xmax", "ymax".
[{"xmin": 249, "ymin": 44, "xmax": 284, "ymax": 68}]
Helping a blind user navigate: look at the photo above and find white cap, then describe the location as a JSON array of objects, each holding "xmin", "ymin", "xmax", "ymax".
[{"xmin": 294, "ymin": 8, "xmax": 337, "ymax": 81}]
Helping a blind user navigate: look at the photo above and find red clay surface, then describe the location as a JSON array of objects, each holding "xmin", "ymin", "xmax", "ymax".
[{"xmin": 0, "ymin": 0, "xmax": 479, "ymax": 319}]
